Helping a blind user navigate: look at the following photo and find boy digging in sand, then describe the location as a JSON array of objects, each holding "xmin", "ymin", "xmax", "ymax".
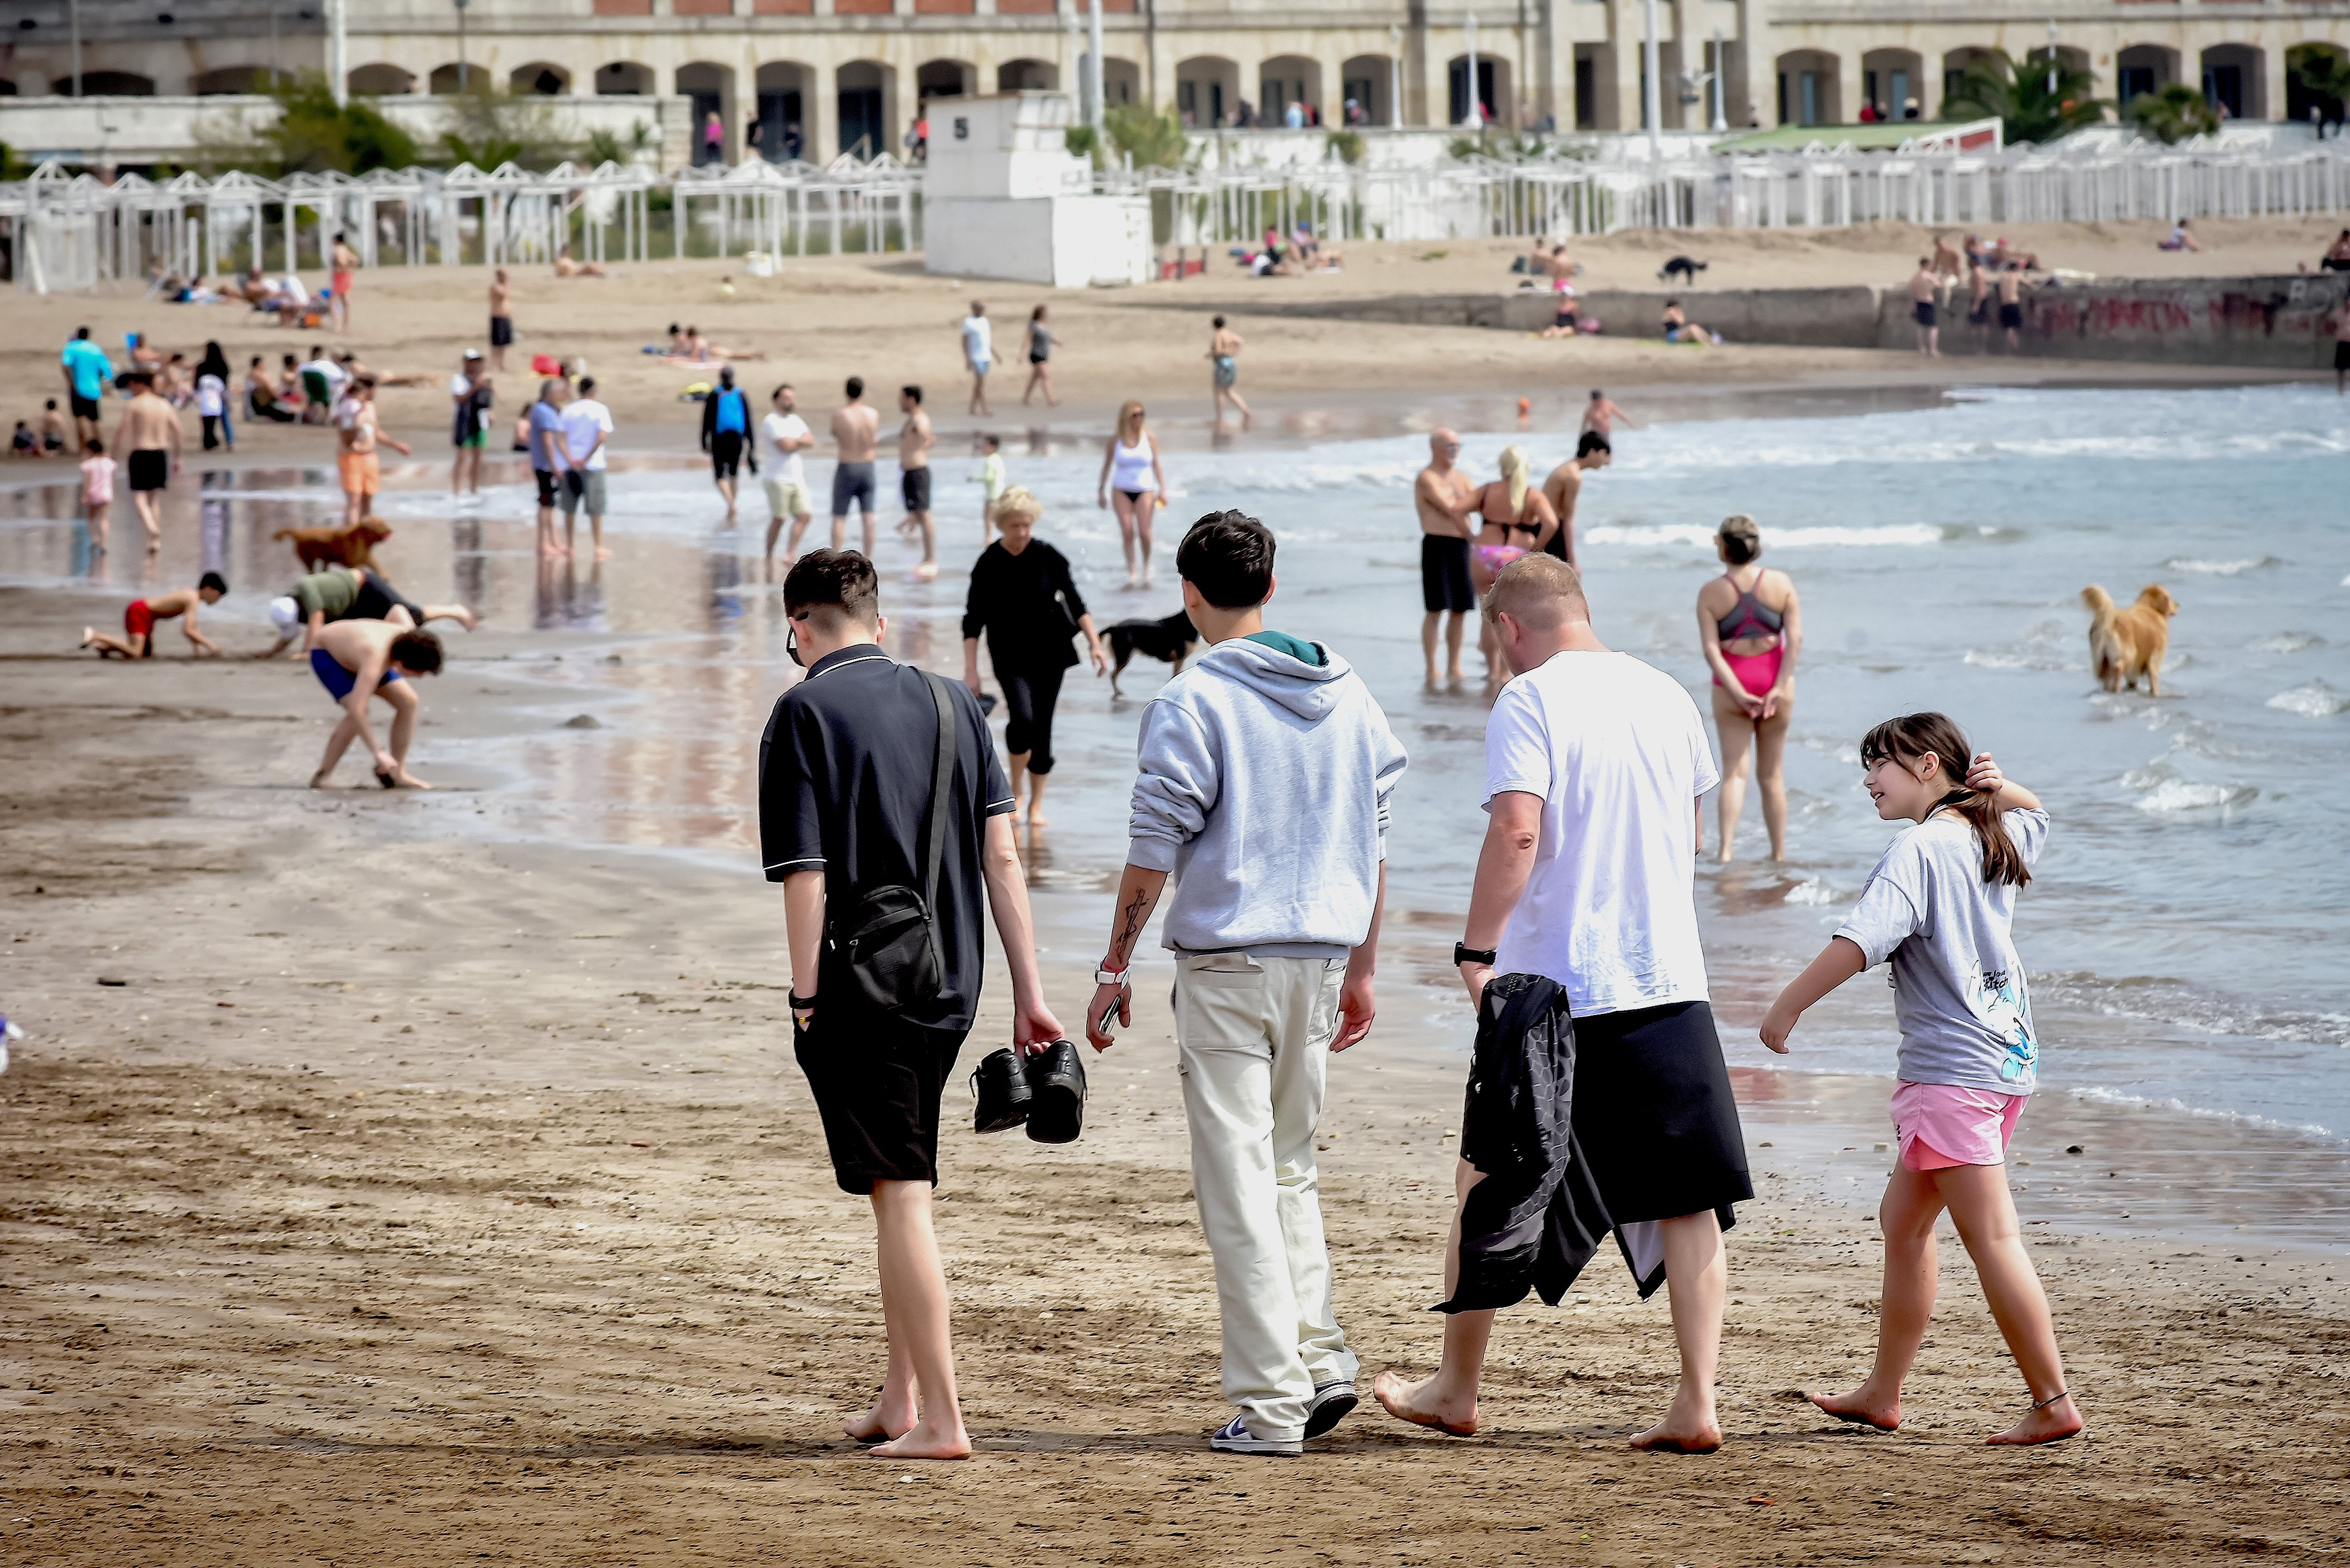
[
  {"xmin": 307, "ymin": 617, "xmax": 443, "ymax": 789},
  {"xmin": 82, "ymin": 573, "xmax": 226, "ymax": 659}
]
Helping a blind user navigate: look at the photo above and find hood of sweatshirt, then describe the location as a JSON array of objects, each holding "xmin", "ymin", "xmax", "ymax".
[{"xmin": 1192, "ymin": 636, "xmax": 1355, "ymax": 722}]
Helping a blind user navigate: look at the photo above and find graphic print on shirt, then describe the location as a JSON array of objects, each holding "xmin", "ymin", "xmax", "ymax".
[{"xmin": 1977, "ymin": 965, "xmax": 2037, "ymax": 1083}]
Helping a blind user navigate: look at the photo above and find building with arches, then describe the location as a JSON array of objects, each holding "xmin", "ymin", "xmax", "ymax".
[{"xmin": 5, "ymin": 0, "xmax": 2348, "ymax": 164}]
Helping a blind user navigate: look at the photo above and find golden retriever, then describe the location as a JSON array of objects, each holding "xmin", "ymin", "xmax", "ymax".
[
  {"xmin": 274, "ymin": 517, "xmax": 391, "ymax": 571},
  {"xmin": 2081, "ymin": 583, "xmax": 2179, "ymax": 695}
]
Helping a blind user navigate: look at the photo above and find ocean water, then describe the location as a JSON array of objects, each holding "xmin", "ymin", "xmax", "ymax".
[{"xmin": 7, "ymin": 381, "xmax": 2346, "ymax": 1240}]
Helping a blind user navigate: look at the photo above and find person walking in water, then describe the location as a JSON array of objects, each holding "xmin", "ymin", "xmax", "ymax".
[
  {"xmin": 1696, "ymin": 514, "xmax": 1800, "ymax": 862},
  {"xmin": 961, "ymin": 486, "xmax": 1106, "ymax": 826},
  {"xmin": 1086, "ymin": 512, "xmax": 1408, "ymax": 1456},
  {"xmin": 559, "ymin": 376, "xmax": 616, "ymax": 562},
  {"xmin": 1468, "ymin": 446, "xmax": 1557, "ymax": 686},
  {"xmin": 897, "ymin": 385, "xmax": 938, "ymax": 580},
  {"xmin": 1579, "ymin": 388, "xmax": 1636, "ymax": 442},
  {"xmin": 961, "ymin": 302, "xmax": 994, "ymax": 417},
  {"xmin": 1414, "ymin": 428, "xmax": 1479, "ymax": 684},
  {"xmin": 1208, "ymin": 316, "xmax": 1251, "ymax": 433},
  {"xmin": 1097, "ymin": 400, "xmax": 1168, "ymax": 589},
  {"xmin": 449, "ymin": 350, "xmax": 492, "ymax": 499},
  {"xmin": 1539, "ymin": 432, "xmax": 1610, "ymax": 568},
  {"xmin": 113, "ymin": 369, "xmax": 182, "ymax": 551},
  {"xmin": 1021, "ymin": 305, "xmax": 1061, "ymax": 407},
  {"xmin": 830, "ymin": 376, "xmax": 882, "ymax": 555},
  {"xmin": 702, "ymin": 366, "xmax": 753, "ymax": 525},
  {"xmin": 1376, "ymin": 554, "xmax": 1748, "ymax": 1454},
  {"xmin": 762, "ymin": 383, "xmax": 817, "ymax": 564},
  {"xmin": 1760, "ymin": 714, "xmax": 2081, "ymax": 1447}
]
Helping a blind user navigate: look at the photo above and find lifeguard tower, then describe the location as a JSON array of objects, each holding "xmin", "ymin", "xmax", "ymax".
[{"xmin": 922, "ymin": 93, "xmax": 1151, "ymax": 289}]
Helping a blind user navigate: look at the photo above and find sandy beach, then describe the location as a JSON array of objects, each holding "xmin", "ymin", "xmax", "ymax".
[{"xmin": 6, "ymin": 222, "xmax": 2350, "ymax": 1563}]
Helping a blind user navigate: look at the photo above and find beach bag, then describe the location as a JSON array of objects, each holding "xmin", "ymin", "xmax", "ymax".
[{"xmin": 827, "ymin": 673, "xmax": 955, "ymax": 1013}]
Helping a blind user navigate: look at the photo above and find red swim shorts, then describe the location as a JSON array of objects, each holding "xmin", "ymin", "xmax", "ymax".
[{"xmin": 123, "ymin": 598, "xmax": 156, "ymax": 644}]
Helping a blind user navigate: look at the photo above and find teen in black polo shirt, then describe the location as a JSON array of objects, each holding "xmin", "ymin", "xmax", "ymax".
[{"xmin": 758, "ymin": 549, "xmax": 1065, "ymax": 1461}]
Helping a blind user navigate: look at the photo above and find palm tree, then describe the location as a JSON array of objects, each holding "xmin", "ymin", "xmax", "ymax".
[
  {"xmin": 2126, "ymin": 83, "xmax": 2221, "ymax": 146},
  {"xmin": 1942, "ymin": 48, "xmax": 2107, "ymax": 147}
]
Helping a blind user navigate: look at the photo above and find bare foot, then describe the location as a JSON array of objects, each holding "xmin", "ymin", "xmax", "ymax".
[
  {"xmin": 914, "ymin": 560, "xmax": 939, "ymax": 581},
  {"xmin": 451, "ymin": 607, "xmax": 480, "ymax": 631},
  {"xmin": 386, "ymin": 769, "xmax": 433, "ymax": 790},
  {"xmin": 1629, "ymin": 1385, "xmax": 1722, "ymax": 1453},
  {"xmin": 867, "ymin": 1416, "xmax": 972, "ymax": 1461},
  {"xmin": 1988, "ymin": 1394, "xmax": 2082, "ymax": 1446},
  {"xmin": 1809, "ymin": 1388, "xmax": 1900, "ymax": 1432},
  {"xmin": 595, "ymin": 547, "xmax": 613, "ymax": 562},
  {"xmin": 1370, "ymin": 1369, "xmax": 1478, "ymax": 1436},
  {"xmin": 844, "ymin": 1389, "xmax": 916, "ymax": 1444},
  {"xmin": 1026, "ymin": 812, "xmax": 1051, "ymax": 827},
  {"xmin": 79, "ymin": 626, "xmax": 97, "ymax": 648},
  {"xmin": 309, "ymin": 769, "xmax": 337, "ymax": 790}
]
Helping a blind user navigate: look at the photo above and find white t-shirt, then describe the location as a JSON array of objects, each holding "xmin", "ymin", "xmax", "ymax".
[
  {"xmin": 195, "ymin": 373, "xmax": 225, "ymax": 418},
  {"xmin": 560, "ymin": 399, "xmax": 614, "ymax": 471},
  {"xmin": 1483, "ymin": 650, "xmax": 1720, "ymax": 1017},
  {"xmin": 962, "ymin": 315, "xmax": 993, "ymax": 366},
  {"xmin": 761, "ymin": 411, "xmax": 809, "ymax": 486}
]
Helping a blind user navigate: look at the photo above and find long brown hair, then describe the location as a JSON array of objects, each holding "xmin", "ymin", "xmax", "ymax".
[{"xmin": 1859, "ymin": 712, "xmax": 2031, "ymax": 888}]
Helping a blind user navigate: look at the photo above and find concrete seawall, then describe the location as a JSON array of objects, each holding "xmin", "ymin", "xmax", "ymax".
[{"xmin": 1232, "ymin": 272, "xmax": 2350, "ymax": 370}]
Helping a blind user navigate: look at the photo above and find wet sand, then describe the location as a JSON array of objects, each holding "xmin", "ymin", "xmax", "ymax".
[{"xmin": 7, "ymin": 569, "xmax": 2350, "ymax": 1564}]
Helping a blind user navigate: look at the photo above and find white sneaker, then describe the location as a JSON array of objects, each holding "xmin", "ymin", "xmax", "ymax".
[{"xmin": 1209, "ymin": 1414, "xmax": 1301, "ymax": 1457}]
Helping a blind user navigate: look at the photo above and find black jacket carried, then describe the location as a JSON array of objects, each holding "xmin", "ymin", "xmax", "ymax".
[{"xmin": 1434, "ymin": 973, "xmax": 1619, "ymax": 1313}]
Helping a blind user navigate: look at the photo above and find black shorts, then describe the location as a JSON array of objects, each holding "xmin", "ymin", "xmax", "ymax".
[
  {"xmin": 1568, "ymin": 999, "xmax": 1751, "ymax": 1231},
  {"xmin": 2335, "ymin": 341, "xmax": 2350, "ymax": 371},
  {"xmin": 70, "ymin": 393, "xmax": 101, "ymax": 423},
  {"xmin": 901, "ymin": 465, "xmax": 932, "ymax": 512},
  {"xmin": 793, "ymin": 1010, "xmax": 967, "ymax": 1194},
  {"xmin": 128, "ymin": 449, "xmax": 169, "ymax": 491},
  {"xmin": 831, "ymin": 460, "xmax": 876, "ymax": 516},
  {"xmin": 1421, "ymin": 534, "xmax": 1475, "ymax": 614},
  {"xmin": 534, "ymin": 468, "xmax": 558, "ymax": 507},
  {"xmin": 710, "ymin": 430, "xmax": 744, "ymax": 479},
  {"xmin": 1998, "ymin": 302, "xmax": 2024, "ymax": 330},
  {"xmin": 350, "ymin": 574, "xmax": 425, "ymax": 626},
  {"xmin": 1554, "ymin": 307, "xmax": 1577, "ymax": 329},
  {"xmin": 489, "ymin": 315, "xmax": 514, "ymax": 348},
  {"xmin": 1914, "ymin": 300, "xmax": 1937, "ymax": 327}
]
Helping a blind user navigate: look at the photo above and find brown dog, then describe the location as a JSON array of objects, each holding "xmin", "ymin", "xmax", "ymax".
[
  {"xmin": 2081, "ymin": 583, "xmax": 2179, "ymax": 695},
  {"xmin": 274, "ymin": 517, "xmax": 391, "ymax": 571}
]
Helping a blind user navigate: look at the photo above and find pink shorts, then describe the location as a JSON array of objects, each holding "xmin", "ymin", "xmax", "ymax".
[{"xmin": 1890, "ymin": 1080, "xmax": 2028, "ymax": 1171}]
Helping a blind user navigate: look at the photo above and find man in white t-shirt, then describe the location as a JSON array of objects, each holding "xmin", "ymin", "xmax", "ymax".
[
  {"xmin": 556, "ymin": 375, "xmax": 615, "ymax": 561},
  {"xmin": 961, "ymin": 301, "xmax": 993, "ymax": 418},
  {"xmin": 760, "ymin": 382, "xmax": 816, "ymax": 565},
  {"xmin": 1375, "ymin": 553, "xmax": 1752, "ymax": 1456}
]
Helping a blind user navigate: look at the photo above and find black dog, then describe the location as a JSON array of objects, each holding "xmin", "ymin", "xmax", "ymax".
[
  {"xmin": 1104, "ymin": 610, "xmax": 1198, "ymax": 697},
  {"xmin": 1658, "ymin": 255, "xmax": 1709, "ymax": 284}
]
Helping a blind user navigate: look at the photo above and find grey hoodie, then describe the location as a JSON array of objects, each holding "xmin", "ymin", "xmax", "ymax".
[{"xmin": 1127, "ymin": 636, "xmax": 1409, "ymax": 956}]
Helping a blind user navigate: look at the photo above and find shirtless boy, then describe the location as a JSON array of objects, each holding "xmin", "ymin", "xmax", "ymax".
[
  {"xmin": 1208, "ymin": 315, "xmax": 1252, "ymax": 432},
  {"xmin": 112, "ymin": 370, "xmax": 182, "ymax": 549},
  {"xmin": 1414, "ymin": 428, "xmax": 1479, "ymax": 683},
  {"xmin": 1909, "ymin": 258, "xmax": 1941, "ymax": 357},
  {"xmin": 307, "ymin": 617, "xmax": 444, "ymax": 790},
  {"xmin": 488, "ymin": 269, "xmax": 514, "ymax": 373},
  {"xmin": 1541, "ymin": 433, "xmax": 1611, "ymax": 568},
  {"xmin": 897, "ymin": 385, "xmax": 937, "ymax": 580},
  {"xmin": 1995, "ymin": 265, "xmax": 2032, "ymax": 352},
  {"xmin": 829, "ymin": 376, "xmax": 882, "ymax": 555},
  {"xmin": 82, "ymin": 573, "xmax": 226, "ymax": 659}
]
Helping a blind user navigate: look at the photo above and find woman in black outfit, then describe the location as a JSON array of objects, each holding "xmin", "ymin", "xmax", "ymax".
[{"xmin": 962, "ymin": 486, "xmax": 1106, "ymax": 826}]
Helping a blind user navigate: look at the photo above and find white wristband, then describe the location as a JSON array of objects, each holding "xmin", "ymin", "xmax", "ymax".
[{"xmin": 1095, "ymin": 965, "xmax": 1130, "ymax": 986}]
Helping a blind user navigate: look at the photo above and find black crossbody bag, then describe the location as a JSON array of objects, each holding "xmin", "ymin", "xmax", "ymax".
[{"xmin": 827, "ymin": 672, "xmax": 955, "ymax": 1012}]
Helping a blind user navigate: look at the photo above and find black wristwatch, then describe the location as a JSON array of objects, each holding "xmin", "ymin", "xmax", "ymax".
[{"xmin": 1454, "ymin": 943, "xmax": 1498, "ymax": 968}]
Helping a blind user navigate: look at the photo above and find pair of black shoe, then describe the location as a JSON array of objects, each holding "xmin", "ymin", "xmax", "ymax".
[{"xmin": 972, "ymin": 1040, "xmax": 1086, "ymax": 1144}]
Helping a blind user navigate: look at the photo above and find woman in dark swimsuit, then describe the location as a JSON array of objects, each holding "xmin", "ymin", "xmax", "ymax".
[
  {"xmin": 1469, "ymin": 445, "xmax": 1559, "ymax": 683},
  {"xmin": 1695, "ymin": 513, "xmax": 1802, "ymax": 861}
]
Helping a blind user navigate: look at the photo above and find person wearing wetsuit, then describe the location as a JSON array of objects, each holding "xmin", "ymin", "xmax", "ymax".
[{"xmin": 1695, "ymin": 514, "xmax": 1801, "ymax": 862}]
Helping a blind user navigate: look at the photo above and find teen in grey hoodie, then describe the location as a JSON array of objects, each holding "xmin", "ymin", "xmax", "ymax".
[{"xmin": 1087, "ymin": 511, "xmax": 1407, "ymax": 1456}]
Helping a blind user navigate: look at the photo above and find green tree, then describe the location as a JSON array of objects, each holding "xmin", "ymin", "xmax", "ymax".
[
  {"xmin": 207, "ymin": 72, "xmax": 420, "ymax": 175},
  {"xmin": 1103, "ymin": 102, "xmax": 1190, "ymax": 169},
  {"xmin": 2292, "ymin": 44, "xmax": 2350, "ymax": 130},
  {"xmin": 2125, "ymin": 83, "xmax": 2220, "ymax": 145},
  {"xmin": 434, "ymin": 83, "xmax": 570, "ymax": 170},
  {"xmin": 584, "ymin": 121, "xmax": 655, "ymax": 168},
  {"xmin": 1941, "ymin": 48, "xmax": 2107, "ymax": 146}
]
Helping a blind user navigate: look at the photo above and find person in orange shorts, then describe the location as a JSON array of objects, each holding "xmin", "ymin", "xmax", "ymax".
[
  {"xmin": 337, "ymin": 377, "xmax": 411, "ymax": 527},
  {"xmin": 80, "ymin": 573, "xmax": 227, "ymax": 659}
]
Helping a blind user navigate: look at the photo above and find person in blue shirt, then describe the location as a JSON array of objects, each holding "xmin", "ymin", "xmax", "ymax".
[
  {"xmin": 60, "ymin": 327, "xmax": 116, "ymax": 450},
  {"xmin": 700, "ymin": 365, "xmax": 753, "ymax": 525}
]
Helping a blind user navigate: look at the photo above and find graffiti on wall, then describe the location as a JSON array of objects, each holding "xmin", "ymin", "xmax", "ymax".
[{"xmin": 2024, "ymin": 274, "xmax": 2348, "ymax": 358}]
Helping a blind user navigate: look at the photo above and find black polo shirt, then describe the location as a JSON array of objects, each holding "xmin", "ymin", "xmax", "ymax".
[{"xmin": 758, "ymin": 645, "xmax": 1013, "ymax": 1033}]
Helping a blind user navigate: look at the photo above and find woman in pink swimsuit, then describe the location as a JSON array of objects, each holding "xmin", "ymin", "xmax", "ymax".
[{"xmin": 1696, "ymin": 513, "xmax": 1801, "ymax": 861}]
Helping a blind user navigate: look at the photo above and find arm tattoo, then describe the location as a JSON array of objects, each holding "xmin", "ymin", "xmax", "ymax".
[{"xmin": 1112, "ymin": 885, "xmax": 1150, "ymax": 963}]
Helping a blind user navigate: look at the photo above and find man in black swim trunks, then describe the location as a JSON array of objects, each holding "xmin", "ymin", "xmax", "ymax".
[
  {"xmin": 759, "ymin": 548, "xmax": 1063, "ymax": 1459},
  {"xmin": 1413, "ymin": 428, "xmax": 1479, "ymax": 683},
  {"xmin": 112, "ymin": 370, "xmax": 182, "ymax": 549}
]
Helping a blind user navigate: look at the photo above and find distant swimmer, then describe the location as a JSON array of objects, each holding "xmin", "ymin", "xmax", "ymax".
[
  {"xmin": 1413, "ymin": 428, "xmax": 1479, "ymax": 684},
  {"xmin": 1910, "ymin": 258, "xmax": 1941, "ymax": 358},
  {"xmin": 829, "ymin": 376, "xmax": 882, "ymax": 555},
  {"xmin": 112, "ymin": 369, "xmax": 183, "ymax": 550},
  {"xmin": 80, "ymin": 573, "xmax": 226, "ymax": 659},
  {"xmin": 897, "ymin": 384, "xmax": 938, "ymax": 580},
  {"xmin": 306, "ymin": 617, "xmax": 443, "ymax": 790},
  {"xmin": 1208, "ymin": 315, "xmax": 1252, "ymax": 432},
  {"xmin": 1539, "ymin": 432, "xmax": 1611, "ymax": 569},
  {"xmin": 1580, "ymin": 388, "xmax": 1637, "ymax": 442}
]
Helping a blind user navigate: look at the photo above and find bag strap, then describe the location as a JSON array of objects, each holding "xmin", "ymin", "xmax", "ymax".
[{"xmin": 919, "ymin": 672, "xmax": 955, "ymax": 916}]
